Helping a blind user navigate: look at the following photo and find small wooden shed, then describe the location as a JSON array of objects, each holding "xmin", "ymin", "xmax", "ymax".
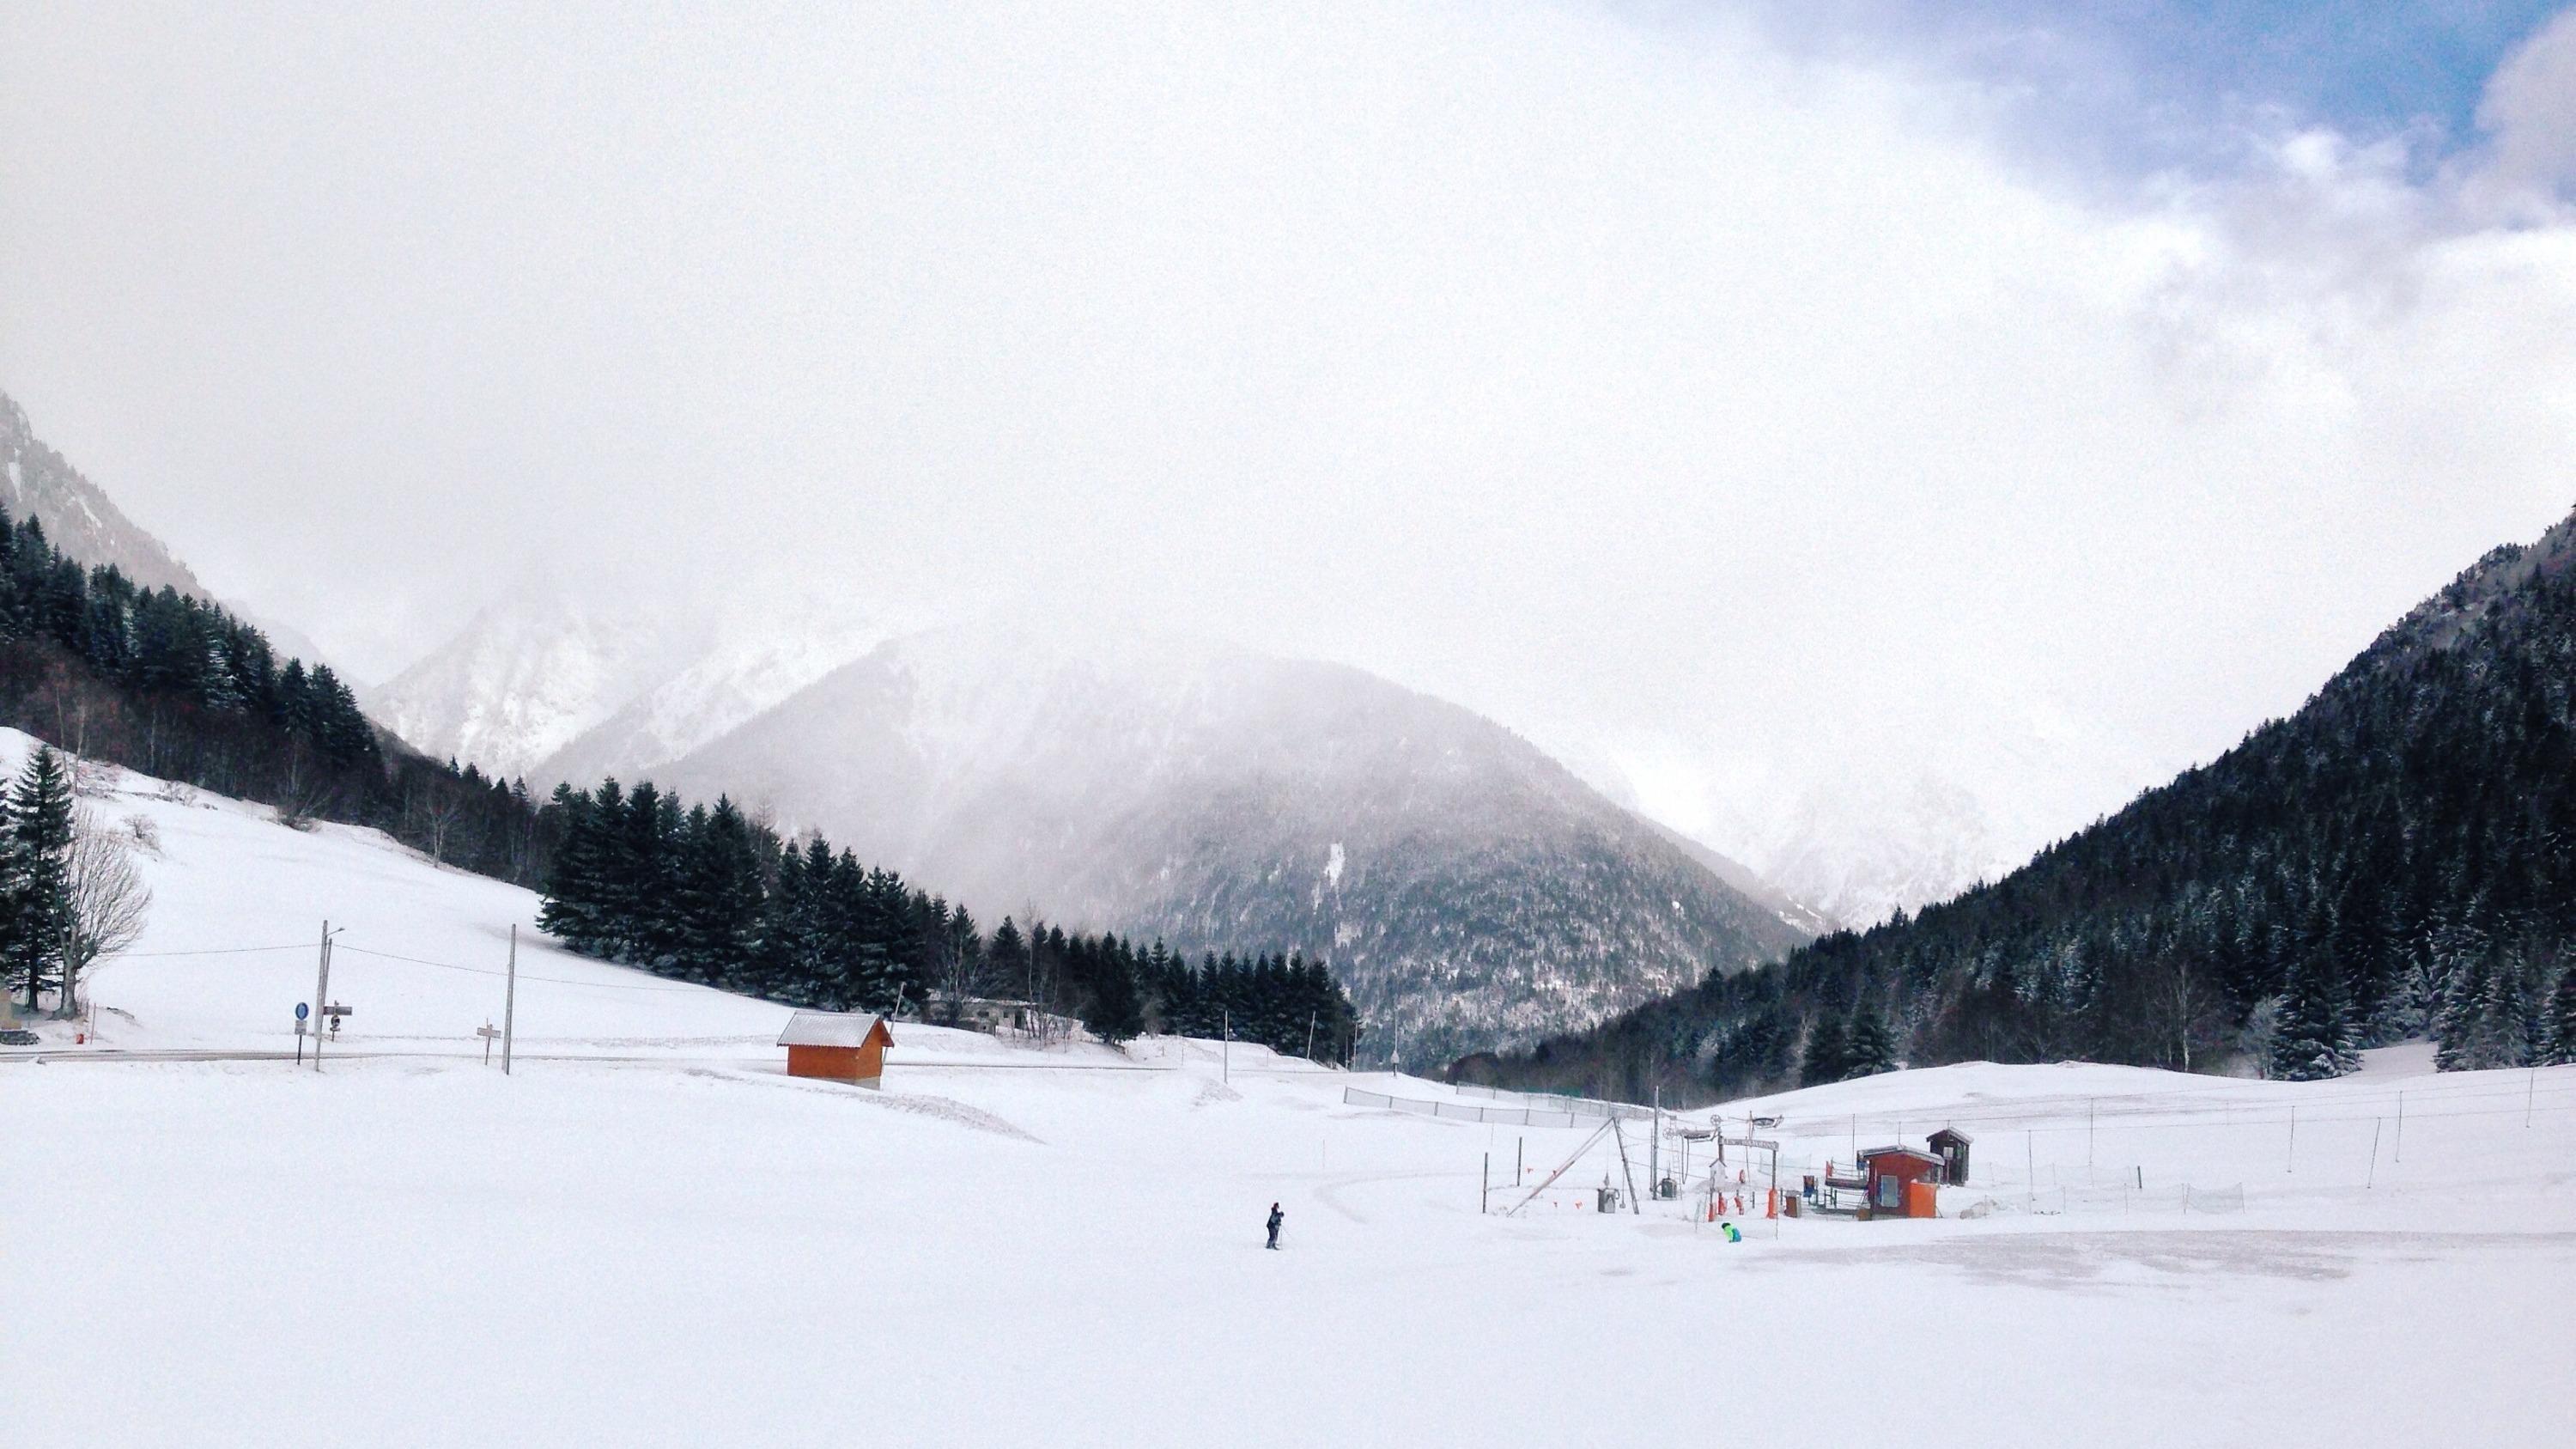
[
  {"xmin": 779, "ymin": 1011, "xmax": 893, "ymax": 1086},
  {"xmin": 1857, "ymin": 1145, "xmax": 1945, "ymax": 1218},
  {"xmin": 1928, "ymin": 1128, "xmax": 1972, "ymax": 1185}
]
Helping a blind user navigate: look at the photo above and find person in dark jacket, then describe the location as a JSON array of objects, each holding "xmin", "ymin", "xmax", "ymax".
[{"xmin": 1266, "ymin": 1202, "xmax": 1284, "ymax": 1250}]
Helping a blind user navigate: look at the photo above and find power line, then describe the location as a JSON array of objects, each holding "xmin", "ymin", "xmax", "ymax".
[
  {"xmin": 110, "ymin": 935, "xmax": 724, "ymax": 995},
  {"xmin": 330, "ymin": 942, "xmax": 715, "ymax": 993},
  {"xmin": 118, "ymin": 943, "xmax": 313, "ymax": 959}
]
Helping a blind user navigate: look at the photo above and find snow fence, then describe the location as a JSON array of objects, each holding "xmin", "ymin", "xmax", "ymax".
[
  {"xmin": 1343, "ymin": 1087, "xmax": 1641, "ymax": 1129},
  {"xmin": 2029, "ymin": 1183, "xmax": 2246, "ymax": 1215}
]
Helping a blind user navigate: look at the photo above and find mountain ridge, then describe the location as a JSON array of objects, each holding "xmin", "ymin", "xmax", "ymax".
[
  {"xmin": 1494, "ymin": 503, "xmax": 2576, "ymax": 1099},
  {"xmin": 651, "ymin": 625, "xmax": 1815, "ymax": 1065}
]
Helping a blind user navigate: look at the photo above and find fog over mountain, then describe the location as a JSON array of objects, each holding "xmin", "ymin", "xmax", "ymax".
[
  {"xmin": 3, "ymin": 391, "xmax": 208, "ymax": 600},
  {"xmin": 8, "ymin": 3, "xmax": 2576, "ymax": 972},
  {"xmin": 642, "ymin": 627, "xmax": 1813, "ymax": 1066}
]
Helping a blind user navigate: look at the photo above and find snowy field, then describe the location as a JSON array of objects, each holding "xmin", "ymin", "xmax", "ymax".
[{"xmin": 5, "ymin": 733, "xmax": 2574, "ymax": 1446}]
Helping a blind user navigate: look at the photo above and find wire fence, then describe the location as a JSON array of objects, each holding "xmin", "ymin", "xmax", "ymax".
[
  {"xmin": 2027, "ymin": 1182, "xmax": 2246, "ymax": 1215},
  {"xmin": 1452, "ymin": 1082, "xmax": 1655, "ymax": 1121},
  {"xmin": 1345, "ymin": 1087, "xmax": 1601, "ymax": 1129}
]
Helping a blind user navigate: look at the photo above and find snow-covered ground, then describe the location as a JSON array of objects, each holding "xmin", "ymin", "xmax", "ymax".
[{"xmin": 5, "ymin": 731, "xmax": 2572, "ymax": 1446}]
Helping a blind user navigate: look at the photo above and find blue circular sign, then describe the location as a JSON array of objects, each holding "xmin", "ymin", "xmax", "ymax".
[{"xmin": 295, "ymin": 1002, "xmax": 310, "ymax": 1020}]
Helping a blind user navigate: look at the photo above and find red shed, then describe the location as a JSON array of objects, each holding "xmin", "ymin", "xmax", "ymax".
[
  {"xmin": 779, "ymin": 1010, "xmax": 893, "ymax": 1086},
  {"xmin": 1856, "ymin": 1145, "xmax": 1944, "ymax": 1218}
]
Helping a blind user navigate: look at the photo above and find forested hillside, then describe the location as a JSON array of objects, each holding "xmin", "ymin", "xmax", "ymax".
[
  {"xmin": 537, "ymin": 778, "xmax": 1358, "ymax": 1058},
  {"xmin": 658, "ymin": 628, "xmax": 1813, "ymax": 1068},
  {"xmin": 1488, "ymin": 511, "xmax": 2576, "ymax": 1101},
  {"xmin": 0, "ymin": 501, "xmax": 544, "ymax": 868},
  {"xmin": 0, "ymin": 405, "xmax": 1349, "ymax": 1056}
]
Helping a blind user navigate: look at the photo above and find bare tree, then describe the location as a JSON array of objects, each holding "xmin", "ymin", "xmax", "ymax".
[
  {"xmin": 275, "ymin": 743, "xmax": 336, "ymax": 830},
  {"xmin": 58, "ymin": 808, "xmax": 152, "ymax": 1020},
  {"xmin": 1019, "ymin": 906, "xmax": 1068, "ymax": 1044},
  {"xmin": 927, "ymin": 908, "xmax": 1003, "ymax": 1026},
  {"xmin": 2142, "ymin": 955, "xmax": 2223, "ymax": 1072},
  {"xmin": 416, "ymin": 782, "xmax": 471, "ymax": 868}
]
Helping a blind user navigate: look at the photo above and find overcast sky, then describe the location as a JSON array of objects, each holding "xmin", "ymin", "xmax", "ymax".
[{"xmin": 5, "ymin": 1, "xmax": 2575, "ymax": 874}]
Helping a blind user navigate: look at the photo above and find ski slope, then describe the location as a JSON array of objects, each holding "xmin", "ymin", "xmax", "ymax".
[
  {"xmin": 5, "ymin": 733, "xmax": 2573, "ymax": 1446},
  {"xmin": 0, "ymin": 729, "xmax": 785, "ymax": 1052}
]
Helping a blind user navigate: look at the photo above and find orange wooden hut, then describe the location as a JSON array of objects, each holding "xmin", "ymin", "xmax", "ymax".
[
  {"xmin": 778, "ymin": 1010, "xmax": 893, "ymax": 1086},
  {"xmin": 1856, "ymin": 1145, "xmax": 1946, "ymax": 1218}
]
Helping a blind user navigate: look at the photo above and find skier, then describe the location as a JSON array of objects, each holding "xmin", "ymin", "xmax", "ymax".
[{"xmin": 1266, "ymin": 1202, "xmax": 1284, "ymax": 1250}]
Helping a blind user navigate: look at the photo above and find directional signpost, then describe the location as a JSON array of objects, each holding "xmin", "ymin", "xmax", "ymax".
[{"xmin": 477, "ymin": 1022, "xmax": 500, "ymax": 1065}]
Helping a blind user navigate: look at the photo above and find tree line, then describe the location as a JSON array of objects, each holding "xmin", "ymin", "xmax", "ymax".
[
  {"xmin": 1485, "ymin": 528, "xmax": 2576, "ymax": 1102},
  {"xmin": 536, "ymin": 777, "xmax": 1357, "ymax": 1059},
  {"xmin": 0, "ymin": 504, "xmax": 545, "ymax": 885},
  {"xmin": 2, "ymin": 499, "xmax": 1362, "ymax": 1055}
]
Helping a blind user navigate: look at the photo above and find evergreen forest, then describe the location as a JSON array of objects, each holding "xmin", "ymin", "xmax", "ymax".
[
  {"xmin": 0, "ymin": 502, "xmax": 1355, "ymax": 1057},
  {"xmin": 1486, "ymin": 521, "xmax": 2576, "ymax": 1101}
]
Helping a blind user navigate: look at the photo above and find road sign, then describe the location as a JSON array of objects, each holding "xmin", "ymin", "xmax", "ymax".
[
  {"xmin": 295, "ymin": 1002, "xmax": 309, "ymax": 1021},
  {"xmin": 322, "ymin": 1003, "xmax": 352, "ymax": 1018}
]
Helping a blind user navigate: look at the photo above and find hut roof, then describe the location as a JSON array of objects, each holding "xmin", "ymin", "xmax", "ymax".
[
  {"xmin": 1929, "ymin": 1128, "xmax": 1973, "ymax": 1145},
  {"xmin": 777, "ymin": 1011, "xmax": 892, "ymax": 1049}
]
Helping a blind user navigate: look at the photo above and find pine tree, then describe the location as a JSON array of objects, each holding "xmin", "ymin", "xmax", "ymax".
[
  {"xmin": 1077, "ymin": 935, "xmax": 1145, "ymax": 1045},
  {"xmin": 1798, "ymin": 1014, "xmax": 1848, "ymax": 1087},
  {"xmin": 2546, "ymin": 967, "xmax": 2576, "ymax": 1067},
  {"xmin": 2269, "ymin": 949, "xmax": 2356, "ymax": 1081},
  {"xmin": 5, "ymin": 747, "xmax": 76, "ymax": 1014},
  {"xmin": 0, "ymin": 776, "xmax": 21, "ymax": 1005},
  {"xmin": 988, "ymin": 917, "xmax": 1029, "ymax": 1000},
  {"xmin": 2480, "ymin": 943, "xmax": 2535, "ymax": 1069},
  {"xmin": 537, "ymin": 785, "xmax": 609, "ymax": 953},
  {"xmin": 2434, "ymin": 947, "xmax": 2485, "ymax": 1071},
  {"xmin": 673, "ymin": 797, "xmax": 764, "ymax": 986},
  {"xmin": 1844, "ymin": 1002, "xmax": 1898, "ymax": 1079}
]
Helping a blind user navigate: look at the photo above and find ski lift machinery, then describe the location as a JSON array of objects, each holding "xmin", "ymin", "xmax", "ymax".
[{"xmin": 1707, "ymin": 1116, "xmax": 1783, "ymax": 1227}]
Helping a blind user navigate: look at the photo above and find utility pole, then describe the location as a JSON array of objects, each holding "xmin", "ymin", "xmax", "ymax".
[
  {"xmin": 1611, "ymin": 1117, "xmax": 1642, "ymax": 1215},
  {"xmin": 1221, "ymin": 1008, "xmax": 1230, "ymax": 1084},
  {"xmin": 1481, "ymin": 1153, "xmax": 1490, "ymax": 1215},
  {"xmin": 1305, "ymin": 1012, "xmax": 1317, "ymax": 1063},
  {"xmin": 1649, "ymin": 1087, "xmax": 1662, "ymax": 1197},
  {"xmin": 2395, "ymin": 1090, "xmax": 2405, "ymax": 1164},
  {"xmin": 502, "ymin": 923, "xmax": 519, "ymax": 1076},
  {"xmin": 311, "ymin": 920, "xmax": 334, "ymax": 1073}
]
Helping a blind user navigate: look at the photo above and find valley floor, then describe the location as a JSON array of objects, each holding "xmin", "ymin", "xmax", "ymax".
[
  {"xmin": 3, "ymin": 730, "xmax": 2570, "ymax": 1446},
  {"xmin": 8, "ymin": 1038, "xmax": 2571, "ymax": 1447}
]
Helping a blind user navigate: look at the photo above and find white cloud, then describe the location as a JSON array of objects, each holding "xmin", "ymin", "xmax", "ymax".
[
  {"xmin": 3, "ymin": 1, "xmax": 2573, "ymax": 915},
  {"xmin": 2472, "ymin": 8, "xmax": 2576, "ymax": 211}
]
